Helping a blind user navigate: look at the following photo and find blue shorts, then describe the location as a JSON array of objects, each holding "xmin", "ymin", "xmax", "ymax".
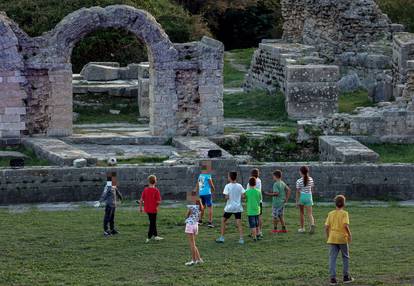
[
  {"xmin": 200, "ymin": 194, "xmax": 213, "ymax": 207},
  {"xmin": 248, "ymin": 215, "xmax": 259, "ymax": 229}
]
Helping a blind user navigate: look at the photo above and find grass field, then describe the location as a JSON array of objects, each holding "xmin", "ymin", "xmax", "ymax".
[
  {"xmin": 1, "ymin": 204, "xmax": 413, "ymax": 285},
  {"xmin": 367, "ymin": 144, "xmax": 414, "ymax": 163},
  {"xmin": 338, "ymin": 90, "xmax": 373, "ymax": 114},
  {"xmin": 223, "ymin": 48, "xmax": 255, "ymax": 88}
]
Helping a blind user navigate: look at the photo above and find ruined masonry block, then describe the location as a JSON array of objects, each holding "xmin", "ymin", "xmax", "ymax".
[
  {"xmin": 80, "ymin": 64, "xmax": 119, "ymax": 81},
  {"xmin": 319, "ymin": 136, "xmax": 379, "ymax": 163}
]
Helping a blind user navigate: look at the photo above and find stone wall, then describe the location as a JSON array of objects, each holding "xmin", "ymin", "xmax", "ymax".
[
  {"xmin": 281, "ymin": 0, "xmax": 392, "ymax": 60},
  {"xmin": 393, "ymin": 33, "xmax": 414, "ymax": 97},
  {"xmin": 0, "ymin": 5, "xmax": 224, "ymax": 141},
  {"xmin": 1, "ymin": 162, "xmax": 414, "ymax": 204}
]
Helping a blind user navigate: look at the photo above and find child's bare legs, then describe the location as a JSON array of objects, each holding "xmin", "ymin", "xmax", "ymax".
[
  {"xmin": 220, "ymin": 217, "xmax": 228, "ymax": 236},
  {"xmin": 258, "ymin": 215, "xmax": 263, "ymax": 235},
  {"xmin": 273, "ymin": 217, "xmax": 279, "ymax": 229},
  {"xmin": 187, "ymin": 234, "xmax": 201, "ymax": 261},
  {"xmin": 279, "ymin": 215, "xmax": 286, "ymax": 228},
  {"xmin": 251, "ymin": 227, "xmax": 257, "ymax": 239},
  {"xmin": 235, "ymin": 219, "xmax": 244, "ymax": 239},
  {"xmin": 299, "ymin": 205, "xmax": 305, "ymax": 229},
  {"xmin": 305, "ymin": 206, "xmax": 315, "ymax": 226}
]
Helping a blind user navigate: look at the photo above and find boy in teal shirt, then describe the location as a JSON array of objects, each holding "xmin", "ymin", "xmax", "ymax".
[
  {"xmin": 265, "ymin": 170, "xmax": 291, "ymax": 233},
  {"xmin": 245, "ymin": 177, "xmax": 262, "ymax": 241}
]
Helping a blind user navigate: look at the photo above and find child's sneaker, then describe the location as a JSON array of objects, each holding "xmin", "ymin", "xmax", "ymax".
[
  {"xmin": 185, "ymin": 260, "xmax": 195, "ymax": 266},
  {"xmin": 279, "ymin": 229, "xmax": 288, "ymax": 233},
  {"xmin": 198, "ymin": 220, "xmax": 203, "ymax": 225},
  {"xmin": 238, "ymin": 238, "xmax": 244, "ymax": 245},
  {"xmin": 154, "ymin": 236, "xmax": 164, "ymax": 241},
  {"xmin": 258, "ymin": 233, "xmax": 263, "ymax": 238},
  {"xmin": 103, "ymin": 231, "xmax": 111, "ymax": 237},
  {"xmin": 343, "ymin": 275, "xmax": 355, "ymax": 284},
  {"xmin": 110, "ymin": 229, "xmax": 119, "ymax": 235},
  {"xmin": 298, "ymin": 228, "xmax": 306, "ymax": 233},
  {"xmin": 329, "ymin": 277, "xmax": 338, "ymax": 285},
  {"xmin": 207, "ymin": 222, "xmax": 215, "ymax": 228},
  {"xmin": 195, "ymin": 259, "xmax": 204, "ymax": 264},
  {"xmin": 257, "ymin": 236, "xmax": 263, "ymax": 240},
  {"xmin": 215, "ymin": 236, "xmax": 225, "ymax": 243},
  {"xmin": 145, "ymin": 238, "xmax": 151, "ymax": 243},
  {"xmin": 271, "ymin": 229, "xmax": 279, "ymax": 233},
  {"xmin": 309, "ymin": 225, "xmax": 316, "ymax": 234}
]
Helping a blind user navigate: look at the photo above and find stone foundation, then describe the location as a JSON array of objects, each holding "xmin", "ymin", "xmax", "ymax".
[{"xmin": 0, "ymin": 5, "xmax": 224, "ymax": 140}]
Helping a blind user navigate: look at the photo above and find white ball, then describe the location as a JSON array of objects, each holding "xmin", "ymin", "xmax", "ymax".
[{"xmin": 107, "ymin": 157, "xmax": 117, "ymax": 166}]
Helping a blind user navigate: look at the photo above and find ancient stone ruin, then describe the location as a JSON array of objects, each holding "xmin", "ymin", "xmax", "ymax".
[{"xmin": 0, "ymin": 5, "xmax": 224, "ymax": 143}]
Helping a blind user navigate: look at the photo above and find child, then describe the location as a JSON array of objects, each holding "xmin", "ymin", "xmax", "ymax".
[
  {"xmin": 215, "ymin": 171, "xmax": 245, "ymax": 244},
  {"xmin": 265, "ymin": 170, "xmax": 291, "ymax": 233},
  {"xmin": 195, "ymin": 160, "xmax": 216, "ymax": 227},
  {"xmin": 185, "ymin": 197, "xmax": 204, "ymax": 266},
  {"xmin": 325, "ymin": 195, "xmax": 354, "ymax": 285},
  {"xmin": 295, "ymin": 166, "xmax": 316, "ymax": 234},
  {"xmin": 140, "ymin": 175, "xmax": 163, "ymax": 243},
  {"xmin": 96, "ymin": 173, "xmax": 123, "ymax": 237},
  {"xmin": 245, "ymin": 177, "xmax": 262, "ymax": 241},
  {"xmin": 246, "ymin": 168, "xmax": 263, "ymax": 237}
]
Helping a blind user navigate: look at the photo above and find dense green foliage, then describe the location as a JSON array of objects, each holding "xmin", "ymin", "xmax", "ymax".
[
  {"xmin": 377, "ymin": 0, "xmax": 414, "ymax": 33},
  {"xmin": 0, "ymin": 0, "xmax": 209, "ymax": 72},
  {"xmin": 0, "ymin": 205, "xmax": 413, "ymax": 285},
  {"xmin": 367, "ymin": 143, "xmax": 414, "ymax": 163}
]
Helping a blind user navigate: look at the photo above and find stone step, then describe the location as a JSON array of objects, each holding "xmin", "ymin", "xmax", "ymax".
[
  {"xmin": 319, "ymin": 136, "xmax": 379, "ymax": 163},
  {"xmin": 172, "ymin": 137, "xmax": 233, "ymax": 159},
  {"xmin": 22, "ymin": 138, "xmax": 97, "ymax": 166}
]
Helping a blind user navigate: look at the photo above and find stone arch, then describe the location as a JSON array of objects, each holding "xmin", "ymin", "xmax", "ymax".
[{"xmin": 46, "ymin": 5, "xmax": 178, "ymax": 136}]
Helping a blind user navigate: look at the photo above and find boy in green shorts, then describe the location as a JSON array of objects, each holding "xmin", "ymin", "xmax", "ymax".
[
  {"xmin": 265, "ymin": 170, "xmax": 291, "ymax": 233},
  {"xmin": 245, "ymin": 177, "xmax": 262, "ymax": 241}
]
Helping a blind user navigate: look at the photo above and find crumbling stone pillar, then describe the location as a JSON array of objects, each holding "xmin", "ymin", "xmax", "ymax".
[{"xmin": 393, "ymin": 33, "xmax": 414, "ymax": 98}]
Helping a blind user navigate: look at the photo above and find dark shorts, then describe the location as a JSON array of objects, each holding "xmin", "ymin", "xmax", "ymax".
[
  {"xmin": 223, "ymin": 212, "xmax": 242, "ymax": 220},
  {"xmin": 248, "ymin": 215, "xmax": 259, "ymax": 229},
  {"xmin": 200, "ymin": 194, "xmax": 213, "ymax": 207}
]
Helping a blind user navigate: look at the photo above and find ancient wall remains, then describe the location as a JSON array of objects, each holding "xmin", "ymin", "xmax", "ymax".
[
  {"xmin": 0, "ymin": 5, "xmax": 224, "ymax": 142},
  {"xmin": 1, "ymin": 162, "xmax": 414, "ymax": 204},
  {"xmin": 393, "ymin": 33, "xmax": 414, "ymax": 97}
]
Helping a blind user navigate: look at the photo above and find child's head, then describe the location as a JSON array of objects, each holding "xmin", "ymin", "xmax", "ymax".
[
  {"xmin": 108, "ymin": 172, "xmax": 117, "ymax": 186},
  {"xmin": 195, "ymin": 198, "xmax": 203, "ymax": 208},
  {"xmin": 299, "ymin": 166, "xmax": 309, "ymax": 177},
  {"xmin": 250, "ymin": 168, "xmax": 260, "ymax": 178},
  {"xmin": 273, "ymin": 170, "xmax": 282, "ymax": 180},
  {"xmin": 106, "ymin": 175, "xmax": 112, "ymax": 186},
  {"xmin": 334, "ymin": 195, "xmax": 346, "ymax": 208},
  {"xmin": 200, "ymin": 160, "xmax": 212, "ymax": 174},
  {"xmin": 248, "ymin": 177, "xmax": 256, "ymax": 187},
  {"xmin": 228, "ymin": 171, "xmax": 237, "ymax": 182},
  {"xmin": 148, "ymin": 174, "xmax": 157, "ymax": 185}
]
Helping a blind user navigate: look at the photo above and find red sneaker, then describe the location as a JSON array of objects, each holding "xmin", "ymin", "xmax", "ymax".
[
  {"xmin": 279, "ymin": 229, "xmax": 288, "ymax": 233},
  {"xmin": 271, "ymin": 229, "xmax": 279, "ymax": 233}
]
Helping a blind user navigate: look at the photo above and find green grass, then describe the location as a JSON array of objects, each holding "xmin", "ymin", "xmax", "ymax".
[
  {"xmin": 224, "ymin": 90, "xmax": 292, "ymax": 123},
  {"xmin": 223, "ymin": 48, "xmax": 255, "ymax": 88},
  {"xmin": 338, "ymin": 90, "xmax": 374, "ymax": 114},
  {"xmin": 74, "ymin": 93, "xmax": 139, "ymax": 124},
  {"xmin": 0, "ymin": 146, "xmax": 49, "ymax": 167},
  {"xmin": 366, "ymin": 144, "xmax": 414, "ymax": 163},
  {"xmin": 0, "ymin": 205, "xmax": 413, "ymax": 285}
]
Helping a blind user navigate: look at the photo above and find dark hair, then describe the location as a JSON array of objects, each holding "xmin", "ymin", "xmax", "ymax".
[
  {"xmin": 335, "ymin": 195, "xmax": 346, "ymax": 208},
  {"xmin": 148, "ymin": 175, "xmax": 156, "ymax": 185},
  {"xmin": 251, "ymin": 168, "xmax": 259, "ymax": 178},
  {"xmin": 229, "ymin": 171, "xmax": 237, "ymax": 181},
  {"xmin": 248, "ymin": 177, "xmax": 256, "ymax": 187},
  {"xmin": 273, "ymin": 170, "xmax": 282, "ymax": 178},
  {"xmin": 300, "ymin": 166, "xmax": 310, "ymax": 186},
  {"xmin": 106, "ymin": 176, "xmax": 112, "ymax": 182}
]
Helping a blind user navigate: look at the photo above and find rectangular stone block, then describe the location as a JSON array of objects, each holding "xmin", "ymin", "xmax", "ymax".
[
  {"xmin": 285, "ymin": 65, "xmax": 340, "ymax": 82},
  {"xmin": 4, "ymin": 107, "xmax": 26, "ymax": 115}
]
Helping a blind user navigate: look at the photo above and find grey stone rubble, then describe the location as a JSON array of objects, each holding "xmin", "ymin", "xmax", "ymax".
[
  {"xmin": 0, "ymin": 151, "xmax": 28, "ymax": 159},
  {"xmin": 319, "ymin": 136, "xmax": 379, "ymax": 163},
  {"xmin": 0, "ymin": 5, "xmax": 224, "ymax": 142},
  {"xmin": 1, "ymin": 162, "xmax": 414, "ymax": 204}
]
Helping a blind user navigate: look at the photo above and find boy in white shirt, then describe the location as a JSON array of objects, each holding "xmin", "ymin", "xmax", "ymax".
[{"xmin": 216, "ymin": 171, "xmax": 245, "ymax": 244}]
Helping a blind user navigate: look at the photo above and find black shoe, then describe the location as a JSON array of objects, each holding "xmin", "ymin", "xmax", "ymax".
[
  {"xmin": 103, "ymin": 231, "xmax": 111, "ymax": 237},
  {"xmin": 343, "ymin": 275, "xmax": 354, "ymax": 284},
  {"xmin": 111, "ymin": 229, "xmax": 119, "ymax": 235},
  {"xmin": 207, "ymin": 222, "xmax": 215, "ymax": 228},
  {"xmin": 330, "ymin": 278, "xmax": 338, "ymax": 285},
  {"xmin": 198, "ymin": 220, "xmax": 203, "ymax": 225}
]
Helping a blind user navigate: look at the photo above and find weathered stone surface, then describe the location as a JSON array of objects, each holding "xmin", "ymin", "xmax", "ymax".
[
  {"xmin": 319, "ymin": 136, "xmax": 379, "ymax": 163},
  {"xmin": 338, "ymin": 73, "xmax": 362, "ymax": 93},
  {"xmin": 80, "ymin": 64, "xmax": 119, "ymax": 81},
  {"xmin": 0, "ymin": 151, "xmax": 29, "ymax": 159},
  {"xmin": 393, "ymin": 33, "xmax": 414, "ymax": 97},
  {"xmin": 73, "ymin": 158, "xmax": 87, "ymax": 168},
  {"xmin": 0, "ymin": 6, "xmax": 224, "ymax": 139}
]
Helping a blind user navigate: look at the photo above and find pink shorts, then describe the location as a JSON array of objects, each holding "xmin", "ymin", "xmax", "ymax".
[{"xmin": 185, "ymin": 223, "xmax": 199, "ymax": 235}]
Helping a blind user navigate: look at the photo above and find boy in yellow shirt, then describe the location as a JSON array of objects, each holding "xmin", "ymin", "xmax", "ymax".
[{"xmin": 324, "ymin": 195, "xmax": 354, "ymax": 285}]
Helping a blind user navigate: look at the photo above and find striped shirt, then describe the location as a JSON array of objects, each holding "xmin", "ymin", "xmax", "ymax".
[{"xmin": 296, "ymin": 177, "xmax": 314, "ymax": 194}]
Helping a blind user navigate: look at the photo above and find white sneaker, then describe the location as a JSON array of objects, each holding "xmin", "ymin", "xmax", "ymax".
[
  {"xmin": 298, "ymin": 228, "xmax": 306, "ymax": 233},
  {"xmin": 145, "ymin": 238, "xmax": 150, "ymax": 243},
  {"xmin": 195, "ymin": 259, "xmax": 204, "ymax": 264},
  {"xmin": 185, "ymin": 260, "xmax": 195, "ymax": 266},
  {"xmin": 154, "ymin": 236, "xmax": 164, "ymax": 241}
]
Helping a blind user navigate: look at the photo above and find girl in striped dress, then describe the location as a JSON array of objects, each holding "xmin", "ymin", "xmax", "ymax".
[{"xmin": 295, "ymin": 166, "xmax": 316, "ymax": 234}]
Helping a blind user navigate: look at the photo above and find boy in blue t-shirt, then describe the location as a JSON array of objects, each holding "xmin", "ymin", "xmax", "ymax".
[{"xmin": 195, "ymin": 160, "xmax": 216, "ymax": 228}]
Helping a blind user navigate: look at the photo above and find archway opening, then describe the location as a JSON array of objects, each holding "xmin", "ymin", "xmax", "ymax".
[{"xmin": 71, "ymin": 28, "xmax": 150, "ymax": 127}]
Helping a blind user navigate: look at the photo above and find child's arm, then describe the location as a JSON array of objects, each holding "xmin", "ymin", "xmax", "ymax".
[
  {"xmin": 285, "ymin": 185, "xmax": 292, "ymax": 203},
  {"xmin": 186, "ymin": 209, "xmax": 191, "ymax": 218},
  {"xmin": 295, "ymin": 189, "xmax": 300, "ymax": 207},
  {"xmin": 195, "ymin": 180, "xmax": 199, "ymax": 194},
  {"xmin": 208, "ymin": 178, "xmax": 216, "ymax": 194},
  {"xmin": 139, "ymin": 192, "xmax": 144, "ymax": 213},
  {"xmin": 325, "ymin": 225, "xmax": 330, "ymax": 240},
  {"xmin": 345, "ymin": 224, "xmax": 352, "ymax": 243},
  {"xmin": 115, "ymin": 187, "xmax": 123, "ymax": 201}
]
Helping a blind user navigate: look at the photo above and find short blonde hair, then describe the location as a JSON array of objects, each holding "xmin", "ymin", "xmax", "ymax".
[{"xmin": 148, "ymin": 175, "xmax": 157, "ymax": 185}]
